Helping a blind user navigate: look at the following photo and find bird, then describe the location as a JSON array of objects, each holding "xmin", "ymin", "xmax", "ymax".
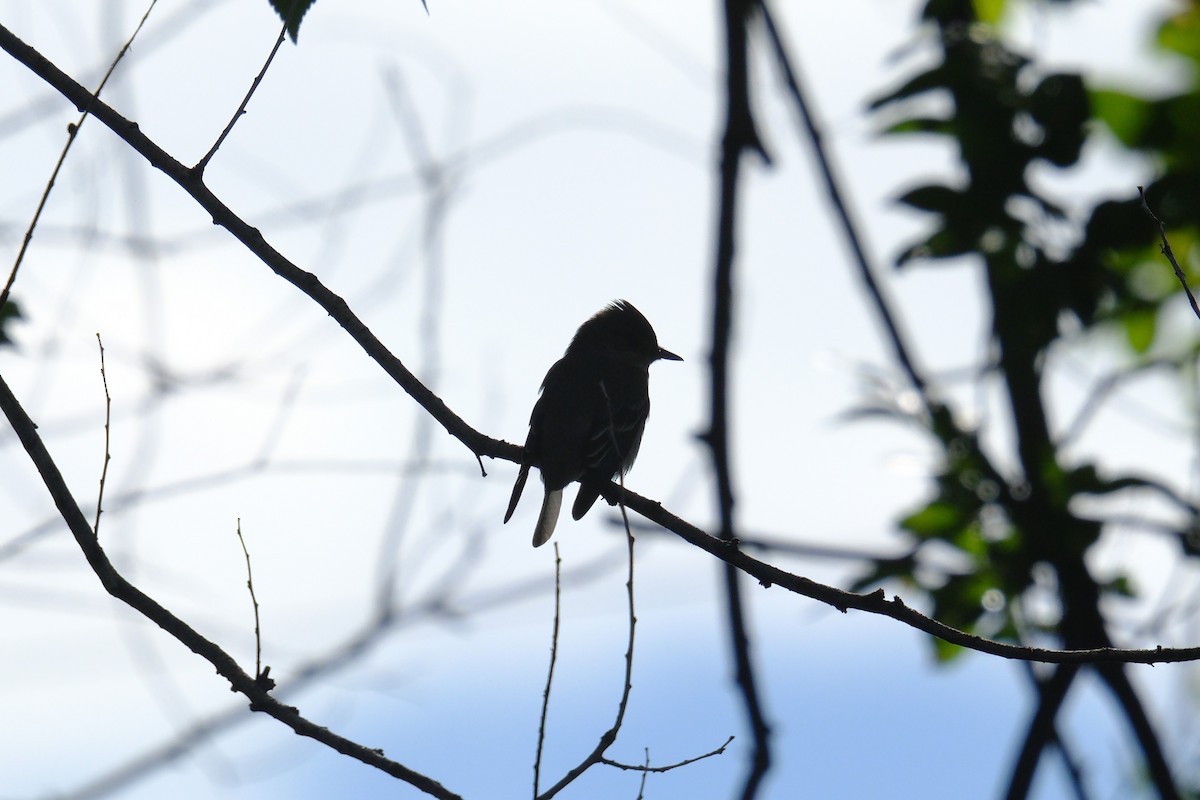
[{"xmin": 503, "ymin": 300, "xmax": 682, "ymax": 547}]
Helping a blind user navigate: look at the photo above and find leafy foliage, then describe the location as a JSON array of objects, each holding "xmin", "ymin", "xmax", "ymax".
[
  {"xmin": 854, "ymin": 0, "xmax": 1200, "ymax": 663},
  {"xmin": 0, "ymin": 298, "xmax": 20, "ymax": 349}
]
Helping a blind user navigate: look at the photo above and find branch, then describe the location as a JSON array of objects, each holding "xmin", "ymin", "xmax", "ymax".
[
  {"xmin": 1139, "ymin": 186, "xmax": 1200, "ymax": 322},
  {"xmin": 759, "ymin": 1, "xmax": 932, "ymax": 402},
  {"xmin": 533, "ymin": 543, "xmax": 563, "ymax": 798},
  {"xmin": 0, "ymin": 21, "xmax": 508, "ymax": 468},
  {"xmin": 536, "ymin": 459, "xmax": 640, "ymax": 799},
  {"xmin": 194, "ymin": 23, "xmax": 288, "ymax": 175},
  {"xmin": 601, "ymin": 482, "xmax": 1200, "ymax": 665},
  {"xmin": 708, "ymin": 2, "xmax": 772, "ymax": 796},
  {"xmin": 3, "ymin": 17, "xmax": 1199, "ymax": 673},
  {"xmin": 0, "ymin": 372, "xmax": 462, "ymax": 800}
]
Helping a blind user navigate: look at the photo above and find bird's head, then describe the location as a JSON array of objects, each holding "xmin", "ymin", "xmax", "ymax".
[{"xmin": 569, "ymin": 299, "xmax": 682, "ymax": 367}]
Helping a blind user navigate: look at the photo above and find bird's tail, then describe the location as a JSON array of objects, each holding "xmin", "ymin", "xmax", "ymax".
[
  {"xmin": 532, "ymin": 488, "xmax": 563, "ymax": 547},
  {"xmin": 503, "ymin": 463, "xmax": 530, "ymax": 524}
]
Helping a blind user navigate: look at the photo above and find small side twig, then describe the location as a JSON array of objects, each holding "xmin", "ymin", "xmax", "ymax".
[
  {"xmin": 194, "ymin": 23, "xmax": 288, "ymax": 176},
  {"xmin": 235, "ymin": 518, "xmax": 273, "ymax": 690},
  {"xmin": 533, "ymin": 542, "xmax": 563, "ymax": 798},
  {"xmin": 1139, "ymin": 185, "xmax": 1200, "ymax": 322},
  {"xmin": 602, "ymin": 735, "xmax": 736, "ymax": 774},
  {"xmin": 94, "ymin": 333, "xmax": 112, "ymax": 535}
]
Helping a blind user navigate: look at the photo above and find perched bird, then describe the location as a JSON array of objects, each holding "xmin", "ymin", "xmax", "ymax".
[{"xmin": 504, "ymin": 300, "xmax": 682, "ymax": 547}]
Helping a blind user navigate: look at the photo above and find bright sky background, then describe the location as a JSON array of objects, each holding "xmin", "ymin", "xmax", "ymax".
[{"xmin": 2, "ymin": 1, "xmax": 1198, "ymax": 798}]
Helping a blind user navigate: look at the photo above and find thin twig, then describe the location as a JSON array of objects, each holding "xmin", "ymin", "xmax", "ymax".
[
  {"xmin": 533, "ymin": 542, "xmax": 563, "ymax": 798},
  {"xmin": 0, "ymin": 0, "xmax": 159, "ymax": 318},
  {"xmin": 603, "ymin": 735, "xmax": 736, "ymax": 774},
  {"xmin": 194, "ymin": 24, "xmax": 288, "ymax": 176},
  {"xmin": 235, "ymin": 518, "xmax": 270, "ymax": 687},
  {"xmin": 1139, "ymin": 186, "xmax": 1200, "ymax": 322},
  {"xmin": 636, "ymin": 749, "xmax": 650, "ymax": 799},
  {"xmin": 93, "ymin": 334, "xmax": 112, "ymax": 536}
]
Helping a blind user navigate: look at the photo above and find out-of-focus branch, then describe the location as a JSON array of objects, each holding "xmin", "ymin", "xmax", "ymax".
[
  {"xmin": 0, "ymin": 372, "xmax": 462, "ymax": 800},
  {"xmin": 707, "ymin": 2, "xmax": 772, "ymax": 797},
  {"xmin": 0, "ymin": 21, "xmax": 510, "ymax": 468},
  {"xmin": 0, "ymin": 0, "xmax": 159, "ymax": 319},
  {"xmin": 759, "ymin": 2, "xmax": 932, "ymax": 404}
]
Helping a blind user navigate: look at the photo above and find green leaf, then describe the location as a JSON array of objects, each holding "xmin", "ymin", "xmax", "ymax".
[
  {"xmin": 1158, "ymin": 5, "xmax": 1200, "ymax": 64},
  {"xmin": 931, "ymin": 636, "xmax": 966, "ymax": 663},
  {"xmin": 880, "ymin": 116, "xmax": 954, "ymax": 136},
  {"xmin": 1101, "ymin": 573, "xmax": 1137, "ymax": 599},
  {"xmin": 900, "ymin": 501, "xmax": 964, "ymax": 538},
  {"xmin": 1090, "ymin": 89, "xmax": 1153, "ymax": 147},
  {"xmin": 1122, "ymin": 307, "xmax": 1157, "ymax": 353},
  {"xmin": 971, "ymin": 0, "xmax": 1007, "ymax": 24}
]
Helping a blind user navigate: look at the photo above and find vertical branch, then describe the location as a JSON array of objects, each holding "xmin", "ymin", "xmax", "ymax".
[
  {"xmin": 533, "ymin": 543, "xmax": 563, "ymax": 798},
  {"xmin": 94, "ymin": 334, "xmax": 113, "ymax": 535},
  {"xmin": 235, "ymin": 518, "xmax": 268, "ymax": 685},
  {"xmin": 707, "ymin": 1, "xmax": 772, "ymax": 797},
  {"xmin": 537, "ymin": 389, "xmax": 640, "ymax": 800}
]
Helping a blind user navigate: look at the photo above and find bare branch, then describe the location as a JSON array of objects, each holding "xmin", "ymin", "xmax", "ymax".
[
  {"xmin": 234, "ymin": 518, "xmax": 270, "ymax": 688},
  {"xmin": 93, "ymin": 333, "xmax": 112, "ymax": 535},
  {"xmin": 533, "ymin": 543, "xmax": 563, "ymax": 798},
  {"xmin": 194, "ymin": 23, "xmax": 288, "ymax": 175},
  {"xmin": 0, "ymin": 372, "xmax": 462, "ymax": 800},
  {"xmin": 1139, "ymin": 185, "xmax": 1200, "ymax": 322},
  {"xmin": 708, "ymin": 2, "xmax": 772, "ymax": 795}
]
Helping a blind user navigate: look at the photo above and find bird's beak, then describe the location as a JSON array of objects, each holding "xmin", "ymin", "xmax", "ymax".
[{"xmin": 657, "ymin": 346, "xmax": 683, "ymax": 362}]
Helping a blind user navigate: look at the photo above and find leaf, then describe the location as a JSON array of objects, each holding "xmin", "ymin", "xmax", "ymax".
[
  {"xmin": 896, "ymin": 226, "xmax": 976, "ymax": 266},
  {"xmin": 269, "ymin": 0, "xmax": 317, "ymax": 42},
  {"xmin": 1158, "ymin": 4, "xmax": 1200, "ymax": 64},
  {"xmin": 0, "ymin": 298, "xmax": 21, "ymax": 348},
  {"xmin": 896, "ymin": 184, "xmax": 963, "ymax": 215},
  {"xmin": 900, "ymin": 501, "xmax": 964, "ymax": 538},
  {"xmin": 1122, "ymin": 307, "xmax": 1157, "ymax": 353},
  {"xmin": 971, "ymin": 0, "xmax": 1008, "ymax": 24},
  {"xmin": 1029, "ymin": 73, "xmax": 1089, "ymax": 167},
  {"xmin": 1090, "ymin": 89, "xmax": 1153, "ymax": 147},
  {"xmin": 931, "ymin": 636, "xmax": 966, "ymax": 663},
  {"xmin": 880, "ymin": 116, "xmax": 954, "ymax": 136},
  {"xmin": 869, "ymin": 65, "xmax": 950, "ymax": 111}
]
